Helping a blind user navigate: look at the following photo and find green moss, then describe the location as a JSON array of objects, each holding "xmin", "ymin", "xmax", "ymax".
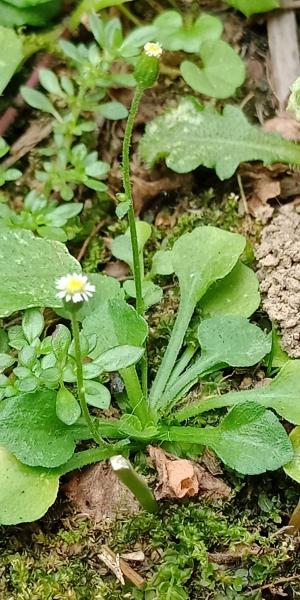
[
  {"xmin": 0, "ymin": 474, "xmax": 299, "ymax": 600},
  {"xmin": 82, "ymin": 237, "xmax": 104, "ymax": 272}
]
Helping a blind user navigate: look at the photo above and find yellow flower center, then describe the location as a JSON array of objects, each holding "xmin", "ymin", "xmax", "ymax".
[
  {"xmin": 144, "ymin": 42, "xmax": 162, "ymax": 58},
  {"xmin": 66, "ymin": 278, "xmax": 85, "ymax": 294}
]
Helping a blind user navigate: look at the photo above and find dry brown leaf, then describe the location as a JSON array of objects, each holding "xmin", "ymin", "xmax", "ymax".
[
  {"xmin": 63, "ymin": 462, "xmax": 139, "ymax": 522},
  {"xmin": 121, "ymin": 551, "xmax": 145, "ymax": 562},
  {"xmin": 247, "ymin": 176, "xmax": 280, "ymax": 221},
  {"xmin": 132, "ymin": 173, "xmax": 193, "ymax": 215},
  {"xmin": 104, "ymin": 260, "xmax": 129, "ymax": 280},
  {"xmin": 3, "ymin": 120, "xmax": 52, "ymax": 168},
  {"xmin": 148, "ymin": 446, "xmax": 230, "ymax": 501},
  {"xmin": 264, "ymin": 112, "xmax": 300, "ymax": 142},
  {"xmin": 208, "ymin": 544, "xmax": 260, "ymax": 565},
  {"xmin": 155, "ymin": 211, "xmax": 177, "ymax": 229}
]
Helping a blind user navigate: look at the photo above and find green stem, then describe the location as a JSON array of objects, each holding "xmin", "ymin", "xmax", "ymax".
[
  {"xmin": 149, "ymin": 300, "xmax": 195, "ymax": 410},
  {"xmin": 122, "ymin": 86, "xmax": 149, "ymax": 395},
  {"xmin": 118, "ymin": 4, "xmax": 141, "ymax": 25},
  {"xmin": 70, "ymin": 311, "xmax": 105, "ymax": 446},
  {"xmin": 166, "ymin": 344, "xmax": 197, "ymax": 388},
  {"xmin": 58, "ymin": 444, "xmax": 124, "ymax": 475},
  {"xmin": 120, "ymin": 366, "xmax": 151, "ymax": 425},
  {"xmin": 157, "ymin": 424, "xmax": 214, "ymax": 446},
  {"xmin": 110, "ymin": 455, "xmax": 158, "ymax": 513},
  {"xmin": 122, "ymin": 86, "xmax": 144, "ymax": 316},
  {"xmin": 174, "ymin": 395, "xmax": 231, "ymax": 423},
  {"xmin": 161, "ymin": 355, "xmax": 218, "ymax": 414},
  {"xmin": 68, "ymin": 0, "xmax": 125, "ymax": 31}
]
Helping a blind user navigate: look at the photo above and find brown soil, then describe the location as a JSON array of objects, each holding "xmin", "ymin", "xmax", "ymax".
[{"xmin": 256, "ymin": 200, "xmax": 300, "ymax": 356}]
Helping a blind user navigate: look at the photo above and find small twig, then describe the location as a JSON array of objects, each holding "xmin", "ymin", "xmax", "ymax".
[
  {"xmin": 267, "ymin": 9, "xmax": 300, "ymax": 109},
  {"xmin": 280, "ymin": 0, "xmax": 300, "ymax": 8},
  {"xmin": 76, "ymin": 219, "xmax": 106, "ymax": 262},
  {"xmin": 245, "ymin": 574, "xmax": 300, "ymax": 596},
  {"xmin": 237, "ymin": 173, "xmax": 249, "ymax": 215},
  {"xmin": 99, "ymin": 545, "xmax": 145, "ymax": 588}
]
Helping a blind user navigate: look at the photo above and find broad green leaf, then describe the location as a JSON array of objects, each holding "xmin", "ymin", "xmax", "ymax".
[
  {"xmin": 95, "ymin": 345, "xmax": 145, "ymax": 372},
  {"xmin": 160, "ymin": 403, "xmax": 293, "ymax": 474},
  {"xmin": 208, "ymin": 403, "xmax": 293, "ymax": 474},
  {"xmin": 6, "ymin": 0, "xmax": 59, "ymax": 8},
  {"xmin": 171, "ymin": 226, "xmax": 245, "ymax": 306},
  {"xmin": 55, "ymin": 273, "xmax": 123, "ymax": 321},
  {"xmin": 199, "ymin": 360, "xmax": 300, "ymax": 424},
  {"xmin": 123, "ymin": 279, "xmax": 163, "ymax": 309},
  {"xmin": 56, "ymin": 387, "xmax": 81, "ymax": 426},
  {"xmin": 116, "ymin": 201, "xmax": 130, "ymax": 219},
  {"xmin": 39, "ymin": 68, "xmax": 64, "ymax": 98},
  {"xmin": 151, "ymin": 250, "xmax": 174, "ymax": 276},
  {"xmin": 162, "ymin": 316, "xmax": 270, "ymax": 411},
  {"xmin": 0, "ymin": 0, "xmax": 60, "ymax": 27},
  {"xmin": 0, "ymin": 353, "xmax": 15, "ymax": 371},
  {"xmin": 150, "ymin": 226, "xmax": 245, "ymax": 408},
  {"xmin": 0, "ymin": 447, "xmax": 59, "ymax": 525},
  {"xmin": 181, "ymin": 40, "xmax": 245, "ymax": 99},
  {"xmin": 198, "ymin": 315, "xmax": 271, "ymax": 367},
  {"xmin": 21, "ymin": 87, "xmax": 61, "ymax": 121},
  {"xmin": 98, "ymin": 101, "xmax": 128, "ymax": 120},
  {"xmin": 0, "ymin": 389, "xmax": 82, "ymax": 467},
  {"xmin": 111, "ymin": 221, "xmax": 152, "ymax": 274},
  {"xmin": 227, "ymin": 0, "xmax": 279, "ymax": 16},
  {"xmin": 22, "ymin": 308, "xmax": 44, "ymax": 343},
  {"xmin": 0, "ymin": 27, "xmax": 23, "ymax": 94},
  {"xmin": 284, "ymin": 426, "xmax": 300, "ymax": 483},
  {"xmin": 85, "ymin": 161, "xmax": 109, "ymax": 178},
  {"xmin": 82, "ymin": 297, "xmax": 148, "ymax": 360},
  {"xmin": 200, "ymin": 262, "xmax": 260, "ymax": 318},
  {"xmin": 139, "ymin": 98, "xmax": 300, "ymax": 180},
  {"xmin": 118, "ymin": 414, "xmax": 158, "ymax": 439},
  {"xmin": 0, "ymin": 228, "xmax": 80, "ymax": 317},
  {"xmin": 52, "ymin": 324, "xmax": 71, "ymax": 360},
  {"xmin": 119, "ymin": 25, "xmax": 157, "ymax": 56},
  {"xmin": 84, "ymin": 380, "xmax": 111, "ymax": 409},
  {"xmin": 153, "ymin": 10, "xmax": 222, "ymax": 53},
  {"xmin": 47, "ymin": 202, "xmax": 83, "ymax": 227},
  {"xmin": 0, "ymin": 138, "xmax": 8, "ymax": 158}
]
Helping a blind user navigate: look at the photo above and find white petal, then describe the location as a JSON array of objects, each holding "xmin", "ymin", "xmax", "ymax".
[
  {"xmin": 73, "ymin": 293, "xmax": 83, "ymax": 303},
  {"xmin": 56, "ymin": 291, "xmax": 66, "ymax": 299}
]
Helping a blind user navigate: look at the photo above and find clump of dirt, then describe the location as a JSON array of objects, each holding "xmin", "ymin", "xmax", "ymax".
[
  {"xmin": 64, "ymin": 462, "xmax": 139, "ymax": 522},
  {"xmin": 256, "ymin": 200, "xmax": 300, "ymax": 356}
]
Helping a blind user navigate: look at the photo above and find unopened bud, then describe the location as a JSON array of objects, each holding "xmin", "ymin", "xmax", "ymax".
[{"xmin": 134, "ymin": 42, "xmax": 162, "ymax": 90}]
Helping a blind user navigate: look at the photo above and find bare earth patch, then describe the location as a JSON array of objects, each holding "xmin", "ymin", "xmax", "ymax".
[
  {"xmin": 63, "ymin": 461, "xmax": 139, "ymax": 522},
  {"xmin": 256, "ymin": 200, "xmax": 300, "ymax": 356}
]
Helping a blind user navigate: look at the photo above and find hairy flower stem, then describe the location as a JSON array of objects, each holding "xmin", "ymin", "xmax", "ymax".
[
  {"xmin": 122, "ymin": 86, "xmax": 144, "ymax": 316},
  {"xmin": 70, "ymin": 310, "xmax": 105, "ymax": 446},
  {"xmin": 122, "ymin": 85, "xmax": 149, "ymax": 397}
]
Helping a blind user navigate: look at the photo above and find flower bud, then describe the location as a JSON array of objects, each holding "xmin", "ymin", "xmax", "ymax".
[{"xmin": 134, "ymin": 42, "xmax": 162, "ymax": 90}]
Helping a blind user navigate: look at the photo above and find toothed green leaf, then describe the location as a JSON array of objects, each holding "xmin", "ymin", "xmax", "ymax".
[{"xmin": 140, "ymin": 98, "xmax": 300, "ymax": 180}]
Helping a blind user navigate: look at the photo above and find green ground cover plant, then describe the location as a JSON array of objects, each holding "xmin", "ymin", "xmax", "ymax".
[
  {"xmin": 1, "ymin": 3, "xmax": 300, "ymax": 596},
  {"xmin": 0, "ymin": 36, "xmax": 300, "ymax": 528}
]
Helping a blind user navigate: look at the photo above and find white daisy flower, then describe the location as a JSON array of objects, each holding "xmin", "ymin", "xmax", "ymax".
[
  {"xmin": 144, "ymin": 42, "xmax": 163, "ymax": 59},
  {"xmin": 56, "ymin": 273, "xmax": 95, "ymax": 303}
]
